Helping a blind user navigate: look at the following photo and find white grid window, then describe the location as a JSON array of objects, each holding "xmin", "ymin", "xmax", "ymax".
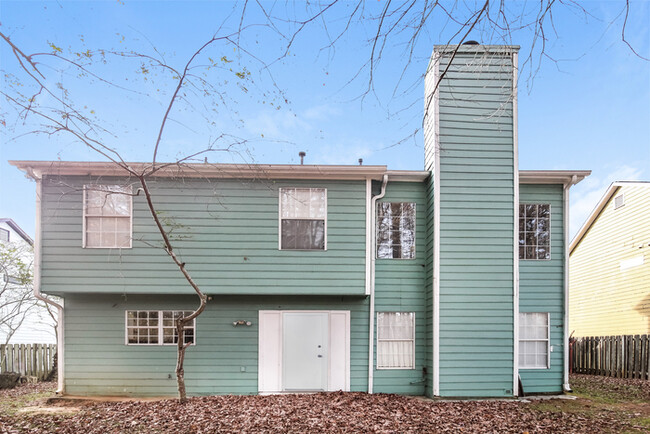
[
  {"xmin": 126, "ymin": 310, "xmax": 195, "ymax": 345},
  {"xmin": 377, "ymin": 202, "xmax": 416, "ymax": 259},
  {"xmin": 0, "ymin": 228, "xmax": 9, "ymax": 242},
  {"xmin": 518, "ymin": 204, "xmax": 550, "ymax": 260},
  {"xmin": 519, "ymin": 312, "xmax": 550, "ymax": 369},
  {"xmin": 84, "ymin": 184, "xmax": 132, "ymax": 248},
  {"xmin": 377, "ymin": 312, "xmax": 415, "ymax": 369},
  {"xmin": 279, "ymin": 188, "xmax": 326, "ymax": 250}
]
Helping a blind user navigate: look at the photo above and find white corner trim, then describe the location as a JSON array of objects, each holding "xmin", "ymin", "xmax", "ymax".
[
  {"xmin": 432, "ymin": 51, "xmax": 441, "ymax": 397},
  {"xmin": 30, "ymin": 172, "xmax": 65, "ymax": 394},
  {"xmin": 512, "ymin": 50, "xmax": 520, "ymax": 397}
]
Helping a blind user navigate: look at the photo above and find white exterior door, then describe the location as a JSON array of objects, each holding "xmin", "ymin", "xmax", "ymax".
[
  {"xmin": 282, "ymin": 312, "xmax": 328, "ymax": 391},
  {"xmin": 258, "ymin": 310, "xmax": 350, "ymax": 393}
]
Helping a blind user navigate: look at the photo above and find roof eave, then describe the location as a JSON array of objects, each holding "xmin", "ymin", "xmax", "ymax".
[{"xmin": 519, "ymin": 170, "xmax": 591, "ymax": 185}]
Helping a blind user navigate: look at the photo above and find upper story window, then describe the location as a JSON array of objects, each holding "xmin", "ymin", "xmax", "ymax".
[
  {"xmin": 377, "ymin": 202, "xmax": 415, "ymax": 259},
  {"xmin": 279, "ymin": 188, "xmax": 326, "ymax": 250},
  {"xmin": 126, "ymin": 310, "xmax": 195, "ymax": 345},
  {"xmin": 518, "ymin": 204, "xmax": 550, "ymax": 260},
  {"xmin": 0, "ymin": 228, "xmax": 9, "ymax": 243},
  {"xmin": 84, "ymin": 185, "xmax": 132, "ymax": 248}
]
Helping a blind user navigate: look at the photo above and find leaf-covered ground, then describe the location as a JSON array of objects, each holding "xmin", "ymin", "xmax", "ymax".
[{"xmin": 1, "ymin": 375, "xmax": 649, "ymax": 433}]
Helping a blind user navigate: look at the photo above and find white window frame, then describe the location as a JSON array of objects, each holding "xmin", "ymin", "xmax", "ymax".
[
  {"xmin": 278, "ymin": 187, "xmax": 327, "ymax": 251},
  {"xmin": 518, "ymin": 312, "xmax": 550, "ymax": 370},
  {"xmin": 376, "ymin": 202, "xmax": 416, "ymax": 260},
  {"xmin": 124, "ymin": 310, "xmax": 196, "ymax": 346},
  {"xmin": 518, "ymin": 203, "xmax": 551, "ymax": 261},
  {"xmin": 83, "ymin": 184, "xmax": 133, "ymax": 249},
  {"xmin": 376, "ymin": 311, "xmax": 416, "ymax": 370}
]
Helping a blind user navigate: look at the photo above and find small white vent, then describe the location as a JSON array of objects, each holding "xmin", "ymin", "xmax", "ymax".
[{"xmin": 614, "ymin": 194, "xmax": 625, "ymax": 209}]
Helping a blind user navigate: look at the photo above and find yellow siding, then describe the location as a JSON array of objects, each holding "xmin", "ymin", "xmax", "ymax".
[{"xmin": 570, "ymin": 185, "xmax": 650, "ymax": 337}]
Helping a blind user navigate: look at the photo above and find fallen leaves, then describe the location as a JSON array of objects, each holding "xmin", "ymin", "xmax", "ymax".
[{"xmin": 0, "ymin": 377, "xmax": 648, "ymax": 433}]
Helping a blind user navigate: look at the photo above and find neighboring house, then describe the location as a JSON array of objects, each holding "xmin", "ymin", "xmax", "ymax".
[
  {"xmin": 10, "ymin": 44, "xmax": 589, "ymax": 398},
  {"xmin": 0, "ymin": 218, "xmax": 55, "ymax": 344},
  {"xmin": 569, "ymin": 182, "xmax": 650, "ymax": 337}
]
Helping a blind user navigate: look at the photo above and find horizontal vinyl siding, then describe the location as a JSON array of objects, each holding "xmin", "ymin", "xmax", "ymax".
[
  {"xmin": 436, "ymin": 49, "xmax": 515, "ymax": 397},
  {"xmin": 570, "ymin": 185, "xmax": 650, "ymax": 336},
  {"xmin": 519, "ymin": 184, "xmax": 565, "ymax": 394},
  {"xmin": 374, "ymin": 182, "xmax": 427, "ymax": 395},
  {"xmin": 64, "ymin": 294, "xmax": 369, "ymax": 396},
  {"xmin": 41, "ymin": 177, "xmax": 366, "ymax": 296}
]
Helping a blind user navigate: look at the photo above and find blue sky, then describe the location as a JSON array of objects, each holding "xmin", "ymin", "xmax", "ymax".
[{"xmin": 1, "ymin": 1, "xmax": 649, "ymax": 238}]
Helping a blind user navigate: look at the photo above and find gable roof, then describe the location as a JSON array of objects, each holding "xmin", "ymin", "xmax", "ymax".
[
  {"xmin": 0, "ymin": 218, "xmax": 34, "ymax": 246},
  {"xmin": 569, "ymin": 181, "xmax": 650, "ymax": 254}
]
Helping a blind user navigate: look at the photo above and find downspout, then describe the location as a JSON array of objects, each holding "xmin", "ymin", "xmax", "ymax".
[
  {"xmin": 368, "ymin": 174, "xmax": 388, "ymax": 394},
  {"xmin": 28, "ymin": 168, "xmax": 65, "ymax": 394},
  {"xmin": 563, "ymin": 174, "xmax": 577, "ymax": 393}
]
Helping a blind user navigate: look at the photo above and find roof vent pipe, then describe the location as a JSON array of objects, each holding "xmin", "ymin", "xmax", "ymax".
[
  {"xmin": 358, "ymin": 158, "xmax": 363, "ymax": 166},
  {"xmin": 299, "ymin": 151, "xmax": 306, "ymax": 165}
]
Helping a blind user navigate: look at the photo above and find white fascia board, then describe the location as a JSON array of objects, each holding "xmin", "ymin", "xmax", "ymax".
[
  {"xmin": 519, "ymin": 170, "xmax": 591, "ymax": 185},
  {"xmin": 10, "ymin": 160, "xmax": 392, "ymax": 181}
]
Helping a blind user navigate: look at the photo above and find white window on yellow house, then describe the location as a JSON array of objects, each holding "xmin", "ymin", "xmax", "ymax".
[
  {"xmin": 84, "ymin": 185, "xmax": 132, "ymax": 248},
  {"xmin": 377, "ymin": 312, "xmax": 415, "ymax": 369},
  {"xmin": 519, "ymin": 312, "xmax": 550, "ymax": 369},
  {"xmin": 279, "ymin": 188, "xmax": 326, "ymax": 250},
  {"xmin": 518, "ymin": 204, "xmax": 550, "ymax": 260},
  {"xmin": 126, "ymin": 310, "xmax": 195, "ymax": 345}
]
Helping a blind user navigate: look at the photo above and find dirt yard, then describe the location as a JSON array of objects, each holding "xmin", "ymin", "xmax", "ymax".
[{"xmin": 1, "ymin": 375, "xmax": 648, "ymax": 433}]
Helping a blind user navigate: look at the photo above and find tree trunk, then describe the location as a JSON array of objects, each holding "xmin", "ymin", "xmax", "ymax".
[{"xmin": 176, "ymin": 318, "xmax": 188, "ymax": 403}]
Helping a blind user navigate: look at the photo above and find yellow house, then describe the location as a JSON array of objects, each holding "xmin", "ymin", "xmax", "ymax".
[{"xmin": 569, "ymin": 182, "xmax": 650, "ymax": 337}]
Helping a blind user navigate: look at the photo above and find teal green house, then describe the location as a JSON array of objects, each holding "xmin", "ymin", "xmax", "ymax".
[{"xmin": 12, "ymin": 44, "xmax": 589, "ymax": 398}]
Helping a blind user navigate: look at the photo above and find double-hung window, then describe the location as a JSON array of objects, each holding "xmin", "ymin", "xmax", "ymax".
[
  {"xmin": 519, "ymin": 312, "xmax": 550, "ymax": 369},
  {"xmin": 84, "ymin": 184, "xmax": 132, "ymax": 248},
  {"xmin": 279, "ymin": 188, "xmax": 326, "ymax": 250},
  {"xmin": 376, "ymin": 202, "xmax": 415, "ymax": 259},
  {"xmin": 126, "ymin": 310, "xmax": 195, "ymax": 345},
  {"xmin": 376, "ymin": 312, "xmax": 415, "ymax": 369},
  {"xmin": 518, "ymin": 204, "xmax": 550, "ymax": 260}
]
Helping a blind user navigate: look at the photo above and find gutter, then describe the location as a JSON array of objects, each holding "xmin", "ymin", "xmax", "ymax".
[
  {"xmin": 563, "ymin": 174, "xmax": 578, "ymax": 393},
  {"xmin": 368, "ymin": 174, "xmax": 388, "ymax": 394},
  {"xmin": 27, "ymin": 168, "xmax": 65, "ymax": 394}
]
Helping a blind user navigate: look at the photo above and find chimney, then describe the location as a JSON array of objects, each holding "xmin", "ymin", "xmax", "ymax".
[{"xmin": 424, "ymin": 44, "xmax": 520, "ymax": 398}]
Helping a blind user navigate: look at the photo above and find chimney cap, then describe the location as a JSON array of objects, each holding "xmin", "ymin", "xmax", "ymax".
[{"xmin": 462, "ymin": 40, "xmax": 480, "ymax": 45}]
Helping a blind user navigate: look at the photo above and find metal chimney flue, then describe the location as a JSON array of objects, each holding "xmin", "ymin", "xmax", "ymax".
[
  {"xmin": 299, "ymin": 151, "xmax": 306, "ymax": 165},
  {"xmin": 358, "ymin": 158, "xmax": 363, "ymax": 166}
]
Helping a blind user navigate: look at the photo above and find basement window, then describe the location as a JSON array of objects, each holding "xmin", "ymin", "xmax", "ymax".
[
  {"xmin": 519, "ymin": 312, "xmax": 550, "ymax": 369},
  {"xmin": 518, "ymin": 204, "xmax": 550, "ymax": 260},
  {"xmin": 376, "ymin": 202, "xmax": 416, "ymax": 259},
  {"xmin": 125, "ymin": 311, "xmax": 195, "ymax": 345},
  {"xmin": 279, "ymin": 188, "xmax": 327, "ymax": 250},
  {"xmin": 84, "ymin": 184, "xmax": 132, "ymax": 248},
  {"xmin": 377, "ymin": 312, "xmax": 415, "ymax": 369}
]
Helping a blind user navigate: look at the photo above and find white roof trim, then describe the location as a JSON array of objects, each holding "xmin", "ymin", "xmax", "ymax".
[
  {"xmin": 570, "ymin": 181, "xmax": 650, "ymax": 254},
  {"xmin": 519, "ymin": 170, "xmax": 591, "ymax": 185}
]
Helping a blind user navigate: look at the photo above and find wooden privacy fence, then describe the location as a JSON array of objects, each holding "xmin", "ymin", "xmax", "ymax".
[
  {"xmin": 0, "ymin": 344, "xmax": 57, "ymax": 380},
  {"xmin": 571, "ymin": 335, "xmax": 649, "ymax": 380}
]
